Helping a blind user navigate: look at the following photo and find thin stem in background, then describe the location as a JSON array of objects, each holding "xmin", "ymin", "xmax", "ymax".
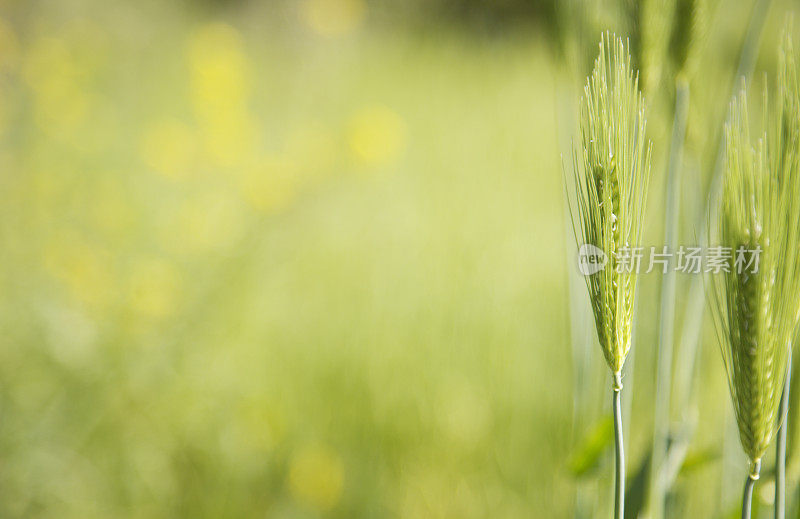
[
  {"xmin": 742, "ymin": 460, "xmax": 761, "ymax": 519},
  {"xmin": 649, "ymin": 77, "xmax": 690, "ymax": 519},
  {"xmin": 613, "ymin": 371, "xmax": 625, "ymax": 519},
  {"xmin": 776, "ymin": 348, "xmax": 792, "ymax": 519}
]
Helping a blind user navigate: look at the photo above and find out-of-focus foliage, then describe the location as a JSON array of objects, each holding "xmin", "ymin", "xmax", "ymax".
[
  {"xmin": 0, "ymin": 0, "xmax": 570, "ymax": 517},
  {"xmin": 569, "ymin": 417, "xmax": 614, "ymax": 477},
  {"xmin": 367, "ymin": 0, "xmax": 558, "ymax": 31},
  {"xmin": 0, "ymin": 0, "xmax": 799, "ymax": 517}
]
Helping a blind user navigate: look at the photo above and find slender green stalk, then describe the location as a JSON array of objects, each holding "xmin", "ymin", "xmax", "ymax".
[
  {"xmin": 613, "ymin": 371, "xmax": 625, "ymax": 519},
  {"xmin": 742, "ymin": 460, "xmax": 761, "ymax": 519},
  {"xmin": 776, "ymin": 349, "xmax": 792, "ymax": 519},
  {"xmin": 650, "ymin": 77, "xmax": 690, "ymax": 519}
]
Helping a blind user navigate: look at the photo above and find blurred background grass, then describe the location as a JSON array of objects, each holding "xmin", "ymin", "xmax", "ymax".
[{"xmin": 0, "ymin": 0, "xmax": 797, "ymax": 517}]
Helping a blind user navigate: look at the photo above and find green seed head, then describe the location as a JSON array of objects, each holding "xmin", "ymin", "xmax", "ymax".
[
  {"xmin": 568, "ymin": 33, "xmax": 652, "ymax": 376},
  {"xmin": 711, "ymin": 31, "xmax": 800, "ymax": 464}
]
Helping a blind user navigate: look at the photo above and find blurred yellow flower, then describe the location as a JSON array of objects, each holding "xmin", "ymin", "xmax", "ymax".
[
  {"xmin": 23, "ymin": 37, "xmax": 89, "ymax": 135},
  {"xmin": 202, "ymin": 112, "xmax": 259, "ymax": 168},
  {"xmin": 45, "ymin": 238, "xmax": 115, "ymax": 309},
  {"xmin": 288, "ymin": 444, "xmax": 344, "ymax": 511},
  {"xmin": 240, "ymin": 155, "xmax": 297, "ymax": 213},
  {"xmin": 300, "ymin": 0, "xmax": 366, "ymax": 37},
  {"xmin": 188, "ymin": 23, "xmax": 249, "ymax": 112},
  {"xmin": 348, "ymin": 105, "xmax": 405, "ymax": 167},
  {"xmin": 187, "ymin": 23, "xmax": 256, "ymax": 167},
  {"xmin": 140, "ymin": 119, "xmax": 198, "ymax": 180},
  {"xmin": 128, "ymin": 257, "xmax": 181, "ymax": 319}
]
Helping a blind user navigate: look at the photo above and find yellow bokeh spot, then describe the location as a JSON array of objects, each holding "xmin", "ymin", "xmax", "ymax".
[
  {"xmin": 187, "ymin": 22, "xmax": 256, "ymax": 167},
  {"xmin": 187, "ymin": 22, "xmax": 249, "ymax": 111},
  {"xmin": 300, "ymin": 0, "xmax": 366, "ymax": 37},
  {"xmin": 44, "ymin": 237, "xmax": 115, "ymax": 309},
  {"xmin": 22, "ymin": 37, "xmax": 71, "ymax": 90},
  {"xmin": 348, "ymin": 106, "xmax": 405, "ymax": 167},
  {"xmin": 240, "ymin": 155, "xmax": 297, "ymax": 213},
  {"xmin": 140, "ymin": 119, "xmax": 197, "ymax": 180},
  {"xmin": 202, "ymin": 112, "xmax": 259, "ymax": 168},
  {"xmin": 128, "ymin": 258, "xmax": 181, "ymax": 319},
  {"xmin": 288, "ymin": 444, "xmax": 344, "ymax": 511},
  {"xmin": 24, "ymin": 37, "xmax": 89, "ymax": 134}
]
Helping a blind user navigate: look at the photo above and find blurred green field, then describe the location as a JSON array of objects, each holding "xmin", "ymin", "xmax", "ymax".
[
  {"xmin": 6, "ymin": 0, "xmax": 800, "ymax": 517},
  {"xmin": 0, "ymin": 1, "xmax": 580, "ymax": 516}
]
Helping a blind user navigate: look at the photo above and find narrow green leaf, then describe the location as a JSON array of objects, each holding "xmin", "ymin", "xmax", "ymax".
[
  {"xmin": 678, "ymin": 447, "xmax": 720, "ymax": 476},
  {"xmin": 569, "ymin": 417, "xmax": 614, "ymax": 477},
  {"xmin": 624, "ymin": 450, "xmax": 651, "ymax": 519}
]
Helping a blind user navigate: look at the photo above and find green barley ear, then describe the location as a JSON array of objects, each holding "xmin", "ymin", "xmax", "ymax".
[
  {"xmin": 710, "ymin": 56, "xmax": 800, "ymax": 481},
  {"xmin": 565, "ymin": 35, "xmax": 652, "ymax": 517},
  {"xmin": 712, "ymin": 87, "xmax": 776, "ymax": 467},
  {"xmin": 567, "ymin": 33, "xmax": 652, "ymax": 378}
]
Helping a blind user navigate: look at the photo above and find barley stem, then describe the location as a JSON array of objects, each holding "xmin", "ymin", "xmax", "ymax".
[
  {"xmin": 650, "ymin": 77, "xmax": 690, "ymax": 519},
  {"xmin": 742, "ymin": 460, "xmax": 761, "ymax": 519},
  {"xmin": 613, "ymin": 371, "xmax": 625, "ymax": 519},
  {"xmin": 776, "ymin": 348, "xmax": 792, "ymax": 519}
]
